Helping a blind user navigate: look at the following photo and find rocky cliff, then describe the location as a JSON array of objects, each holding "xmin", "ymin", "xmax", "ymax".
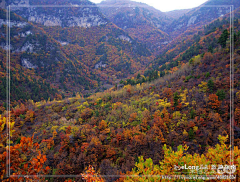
[{"xmin": 2, "ymin": 0, "xmax": 108, "ymax": 28}]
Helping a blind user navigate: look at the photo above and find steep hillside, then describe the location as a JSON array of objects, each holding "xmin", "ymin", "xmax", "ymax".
[
  {"xmin": 0, "ymin": 0, "xmax": 154, "ymax": 106},
  {"xmin": 134, "ymin": 7, "xmax": 240, "ymax": 84},
  {"xmin": 1, "ymin": 1, "xmax": 240, "ymax": 181},
  {"xmin": 98, "ymin": 0, "xmax": 240, "ymax": 54},
  {"xmin": 0, "ymin": 8, "xmax": 103, "ymax": 104},
  {"xmin": 1, "ymin": 12, "xmax": 239, "ymax": 180},
  {"xmin": 165, "ymin": 9, "xmax": 191, "ymax": 19},
  {"xmin": 167, "ymin": 0, "xmax": 240, "ymax": 37},
  {"xmin": 98, "ymin": 0, "xmax": 171, "ymax": 53}
]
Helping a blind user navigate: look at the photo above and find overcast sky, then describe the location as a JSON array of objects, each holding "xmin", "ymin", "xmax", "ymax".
[{"xmin": 90, "ymin": 0, "xmax": 209, "ymax": 12}]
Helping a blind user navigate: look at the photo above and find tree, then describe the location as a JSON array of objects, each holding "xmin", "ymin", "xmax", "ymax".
[
  {"xmin": 173, "ymin": 92, "xmax": 180, "ymax": 107},
  {"xmin": 216, "ymin": 89, "xmax": 226, "ymax": 100},
  {"xmin": 163, "ymin": 88, "xmax": 173, "ymax": 98},
  {"xmin": 209, "ymin": 94, "xmax": 221, "ymax": 110},
  {"xmin": 81, "ymin": 165, "xmax": 105, "ymax": 182},
  {"xmin": 203, "ymin": 52, "xmax": 213, "ymax": 62},
  {"xmin": 207, "ymin": 79, "xmax": 214, "ymax": 93},
  {"xmin": 0, "ymin": 113, "xmax": 50, "ymax": 181},
  {"xmin": 218, "ymin": 29, "xmax": 229, "ymax": 48},
  {"xmin": 99, "ymin": 120, "xmax": 107, "ymax": 130},
  {"xmin": 136, "ymin": 73, "xmax": 141, "ymax": 79},
  {"xmin": 129, "ymin": 113, "xmax": 137, "ymax": 123},
  {"xmin": 119, "ymin": 135, "xmax": 240, "ymax": 181}
]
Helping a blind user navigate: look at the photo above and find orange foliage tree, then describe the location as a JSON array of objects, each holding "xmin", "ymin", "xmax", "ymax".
[
  {"xmin": 208, "ymin": 94, "xmax": 221, "ymax": 110},
  {"xmin": 81, "ymin": 165, "xmax": 105, "ymax": 182},
  {"xmin": 0, "ymin": 114, "xmax": 50, "ymax": 181}
]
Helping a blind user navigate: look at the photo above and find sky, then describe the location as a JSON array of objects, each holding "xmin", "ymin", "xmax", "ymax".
[{"xmin": 90, "ymin": 0, "xmax": 209, "ymax": 12}]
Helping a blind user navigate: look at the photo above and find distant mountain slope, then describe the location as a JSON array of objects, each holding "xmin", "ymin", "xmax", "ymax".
[
  {"xmin": 1, "ymin": 0, "xmax": 239, "ymax": 106},
  {"xmin": 124, "ymin": 7, "xmax": 240, "ymax": 86},
  {"xmin": 0, "ymin": 0, "xmax": 154, "ymax": 105},
  {"xmin": 98, "ymin": 0, "xmax": 172, "ymax": 53},
  {"xmin": 0, "ymin": 25, "xmax": 91, "ymax": 104},
  {"xmin": 165, "ymin": 9, "xmax": 191, "ymax": 19},
  {"xmin": 167, "ymin": 0, "xmax": 240, "ymax": 37}
]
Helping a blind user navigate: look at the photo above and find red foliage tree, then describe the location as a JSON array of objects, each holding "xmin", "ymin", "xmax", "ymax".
[{"xmin": 208, "ymin": 94, "xmax": 221, "ymax": 110}]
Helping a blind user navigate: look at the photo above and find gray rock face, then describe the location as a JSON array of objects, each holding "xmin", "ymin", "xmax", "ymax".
[
  {"xmin": 10, "ymin": 0, "xmax": 29, "ymax": 6},
  {"xmin": 20, "ymin": 8, "xmax": 107, "ymax": 28},
  {"xmin": 67, "ymin": 15, "xmax": 107, "ymax": 28},
  {"xmin": 4, "ymin": 0, "xmax": 108, "ymax": 28},
  {"xmin": 187, "ymin": 16, "xmax": 197, "ymax": 27},
  {"xmin": 0, "ymin": 19, "xmax": 28, "ymax": 28},
  {"xmin": 0, "ymin": 44, "xmax": 13, "ymax": 51},
  {"xmin": 117, "ymin": 35, "xmax": 132, "ymax": 43},
  {"xmin": 21, "ymin": 42, "xmax": 35, "ymax": 52},
  {"xmin": 19, "ymin": 30, "xmax": 32, "ymax": 37},
  {"xmin": 57, "ymin": 40, "xmax": 69, "ymax": 46},
  {"xmin": 174, "ymin": 23, "xmax": 184, "ymax": 31},
  {"xmin": 26, "ymin": 13, "xmax": 107, "ymax": 27},
  {"xmin": 0, "ymin": 0, "xmax": 6, "ymax": 9},
  {"xmin": 28, "ymin": 15, "xmax": 62, "ymax": 26},
  {"xmin": 95, "ymin": 61, "xmax": 106, "ymax": 69},
  {"xmin": 21, "ymin": 58, "xmax": 37, "ymax": 69},
  {"xmin": 0, "ymin": 0, "xmax": 29, "ymax": 9}
]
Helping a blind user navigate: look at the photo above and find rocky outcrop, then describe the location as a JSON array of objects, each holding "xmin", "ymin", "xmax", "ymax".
[
  {"xmin": 28, "ymin": 15, "xmax": 62, "ymax": 26},
  {"xmin": 95, "ymin": 61, "xmax": 106, "ymax": 69},
  {"xmin": 57, "ymin": 40, "xmax": 69, "ymax": 46},
  {"xmin": 21, "ymin": 42, "xmax": 34, "ymax": 52},
  {"xmin": 0, "ymin": 0, "xmax": 6, "ymax": 9},
  {"xmin": 117, "ymin": 35, "xmax": 132, "ymax": 43},
  {"xmin": 67, "ymin": 15, "xmax": 107, "ymax": 28},
  {"xmin": 3, "ymin": 0, "xmax": 108, "ymax": 28},
  {"xmin": 26, "ymin": 12, "xmax": 107, "ymax": 27},
  {"xmin": 0, "ymin": 19, "xmax": 28, "ymax": 28},
  {"xmin": 19, "ymin": 30, "xmax": 32, "ymax": 37},
  {"xmin": 21, "ymin": 58, "xmax": 37, "ymax": 69},
  {"xmin": 187, "ymin": 16, "xmax": 197, "ymax": 27}
]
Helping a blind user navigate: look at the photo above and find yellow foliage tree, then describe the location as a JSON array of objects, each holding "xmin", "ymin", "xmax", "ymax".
[
  {"xmin": 180, "ymin": 89, "xmax": 189, "ymax": 107},
  {"xmin": 198, "ymin": 81, "xmax": 208, "ymax": 93},
  {"xmin": 157, "ymin": 98, "xmax": 171, "ymax": 108},
  {"xmin": 121, "ymin": 135, "xmax": 240, "ymax": 181}
]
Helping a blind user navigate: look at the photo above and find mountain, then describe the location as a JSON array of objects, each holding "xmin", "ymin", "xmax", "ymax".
[
  {"xmin": 5, "ymin": 0, "xmax": 108, "ymax": 28},
  {"xmin": 119, "ymin": 6, "xmax": 240, "ymax": 100},
  {"xmin": 1, "ymin": 0, "xmax": 239, "ymax": 103},
  {"xmin": 167, "ymin": 0, "xmax": 240, "ymax": 37},
  {"xmin": 1, "ymin": 0, "xmax": 240, "ymax": 181},
  {"xmin": 98, "ymin": 0, "xmax": 172, "ymax": 53},
  {"xmin": 138, "ymin": 0, "xmax": 240, "ymax": 78},
  {"xmin": 0, "ymin": 0, "xmax": 153, "ymax": 105},
  {"xmin": 165, "ymin": 9, "xmax": 191, "ymax": 19},
  {"xmin": 1, "ymin": 7, "xmax": 239, "ymax": 179},
  {"xmin": 98, "ymin": 0, "xmax": 240, "ymax": 53}
]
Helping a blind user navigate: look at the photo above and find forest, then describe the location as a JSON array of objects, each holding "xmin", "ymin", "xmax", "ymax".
[{"xmin": 0, "ymin": 0, "xmax": 240, "ymax": 181}]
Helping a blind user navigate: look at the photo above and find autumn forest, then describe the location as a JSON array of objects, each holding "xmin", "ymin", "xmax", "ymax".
[{"xmin": 0, "ymin": 0, "xmax": 240, "ymax": 181}]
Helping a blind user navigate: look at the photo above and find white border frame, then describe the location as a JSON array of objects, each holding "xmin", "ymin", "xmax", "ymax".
[{"xmin": 5, "ymin": 3, "xmax": 235, "ymax": 179}]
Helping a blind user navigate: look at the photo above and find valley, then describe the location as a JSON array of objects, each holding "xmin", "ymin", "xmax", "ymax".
[{"xmin": 0, "ymin": 0, "xmax": 240, "ymax": 181}]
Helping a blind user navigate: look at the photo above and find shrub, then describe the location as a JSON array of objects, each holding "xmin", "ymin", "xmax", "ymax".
[
  {"xmin": 205, "ymin": 72, "xmax": 210, "ymax": 78},
  {"xmin": 216, "ymin": 89, "xmax": 226, "ymax": 100},
  {"xmin": 80, "ymin": 108, "xmax": 93, "ymax": 120},
  {"xmin": 207, "ymin": 79, "xmax": 214, "ymax": 93},
  {"xmin": 190, "ymin": 109, "xmax": 195, "ymax": 119}
]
